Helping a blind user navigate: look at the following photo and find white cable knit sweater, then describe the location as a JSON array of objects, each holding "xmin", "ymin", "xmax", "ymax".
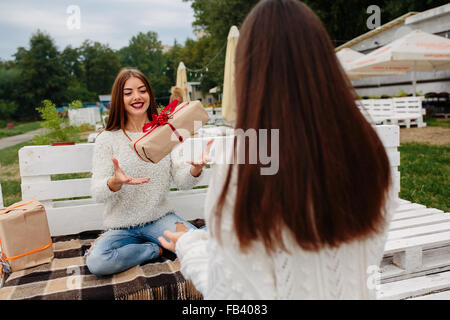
[
  {"xmin": 176, "ymin": 153, "xmax": 399, "ymax": 299},
  {"xmin": 90, "ymin": 129, "xmax": 203, "ymax": 230}
]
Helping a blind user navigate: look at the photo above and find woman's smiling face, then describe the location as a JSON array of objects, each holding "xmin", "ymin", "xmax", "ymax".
[{"xmin": 123, "ymin": 76, "xmax": 150, "ymax": 118}]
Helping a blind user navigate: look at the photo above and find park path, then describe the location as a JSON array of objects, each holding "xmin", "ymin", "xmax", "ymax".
[
  {"xmin": 400, "ymin": 126, "xmax": 450, "ymax": 145},
  {"xmin": 0, "ymin": 128, "xmax": 44, "ymax": 150}
]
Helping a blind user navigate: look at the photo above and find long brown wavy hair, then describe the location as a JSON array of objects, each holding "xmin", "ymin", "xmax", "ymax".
[
  {"xmin": 105, "ymin": 68, "xmax": 158, "ymax": 137},
  {"xmin": 213, "ymin": 0, "xmax": 391, "ymax": 253}
]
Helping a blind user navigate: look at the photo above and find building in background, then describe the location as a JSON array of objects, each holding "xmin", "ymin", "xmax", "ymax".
[
  {"xmin": 188, "ymin": 82, "xmax": 217, "ymax": 105},
  {"xmin": 162, "ymin": 45, "xmax": 172, "ymax": 53},
  {"xmin": 98, "ymin": 95, "xmax": 111, "ymax": 111},
  {"xmin": 336, "ymin": 3, "xmax": 450, "ymax": 98}
]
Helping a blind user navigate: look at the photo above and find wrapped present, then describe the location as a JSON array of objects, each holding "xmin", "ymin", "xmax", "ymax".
[
  {"xmin": 0, "ymin": 199, "xmax": 54, "ymax": 277},
  {"xmin": 131, "ymin": 100, "xmax": 210, "ymax": 163}
]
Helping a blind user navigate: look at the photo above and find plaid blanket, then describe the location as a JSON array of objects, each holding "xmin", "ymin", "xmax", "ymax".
[{"xmin": 0, "ymin": 221, "xmax": 205, "ymax": 300}]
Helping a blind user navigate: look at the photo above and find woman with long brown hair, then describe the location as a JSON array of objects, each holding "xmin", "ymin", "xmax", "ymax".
[
  {"xmin": 159, "ymin": 0, "xmax": 398, "ymax": 299},
  {"xmin": 86, "ymin": 68, "xmax": 213, "ymax": 276}
]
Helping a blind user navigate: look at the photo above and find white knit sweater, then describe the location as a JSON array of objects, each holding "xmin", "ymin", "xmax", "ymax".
[
  {"xmin": 90, "ymin": 129, "xmax": 203, "ymax": 230},
  {"xmin": 176, "ymin": 157, "xmax": 399, "ymax": 299}
]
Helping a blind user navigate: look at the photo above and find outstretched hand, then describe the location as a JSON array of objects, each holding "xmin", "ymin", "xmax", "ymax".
[
  {"xmin": 186, "ymin": 138, "xmax": 214, "ymax": 176},
  {"xmin": 158, "ymin": 223, "xmax": 188, "ymax": 252},
  {"xmin": 107, "ymin": 157, "xmax": 150, "ymax": 191}
]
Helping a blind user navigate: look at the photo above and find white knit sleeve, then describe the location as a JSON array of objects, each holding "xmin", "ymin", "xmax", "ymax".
[
  {"xmin": 175, "ymin": 229, "xmax": 209, "ymax": 295},
  {"xmin": 90, "ymin": 132, "xmax": 123, "ymax": 203},
  {"xmin": 169, "ymin": 145, "xmax": 203, "ymax": 190}
]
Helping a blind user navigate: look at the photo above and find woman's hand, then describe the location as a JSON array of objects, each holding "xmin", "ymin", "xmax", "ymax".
[
  {"xmin": 107, "ymin": 157, "xmax": 150, "ymax": 192},
  {"xmin": 158, "ymin": 223, "xmax": 188, "ymax": 252},
  {"xmin": 187, "ymin": 138, "xmax": 214, "ymax": 177}
]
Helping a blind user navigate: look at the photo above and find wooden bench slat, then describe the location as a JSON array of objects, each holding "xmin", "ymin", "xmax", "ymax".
[
  {"xmin": 46, "ymin": 203, "xmax": 105, "ymax": 236},
  {"xmin": 19, "ymin": 144, "xmax": 94, "ymax": 176},
  {"xmin": 377, "ymin": 270, "xmax": 450, "ymax": 300},
  {"xmin": 395, "ymin": 203, "xmax": 427, "ymax": 213},
  {"xmin": 409, "ymin": 290, "xmax": 450, "ymax": 300},
  {"xmin": 387, "ymin": 221, "xmax": 450, "ymax": 241},
  {"xmin": 21, "ymin": 178, "xmax": 92, "ymax": 201},
  {"xmin": 389, "ymin": 214, "xmax": 450, "ymax": 231},
  {"xmin": 384, "ymin": 230, "xmax": 450, "ymax": 254},
  {"xmin": 392, "ymin": 208, "xmax": 443, "ymax": 221}
]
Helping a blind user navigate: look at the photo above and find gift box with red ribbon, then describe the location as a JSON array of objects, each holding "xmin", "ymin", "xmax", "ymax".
[
  {"xmin": 0, "ymin": 199, "xmax": 54, "ymax": 279},
  {"xmin": 130, "ymin": 100, "xmax": 210, "ymax": 163}
]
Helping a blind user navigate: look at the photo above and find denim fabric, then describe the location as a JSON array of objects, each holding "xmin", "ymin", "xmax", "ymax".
[{"xmin": 86, "ymin": 212, "xmax": 198, "ymax": 276}]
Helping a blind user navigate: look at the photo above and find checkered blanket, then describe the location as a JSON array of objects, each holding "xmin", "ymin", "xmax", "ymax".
[{"xmin": 0, "ymin": 223, "xmax": 204, "ymax": 300}]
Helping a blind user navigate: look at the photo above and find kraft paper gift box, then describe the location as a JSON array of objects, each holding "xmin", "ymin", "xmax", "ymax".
[
  {"xmin": 131, "ymin": 100, "xmax": 210, "ymax": 163},
  {"xmin": 0, "ymin": 199, "xmax": 54, "ymax": 273}
]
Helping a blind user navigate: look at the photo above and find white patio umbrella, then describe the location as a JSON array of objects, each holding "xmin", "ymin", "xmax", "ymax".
[
  {"xmin": 222, "ymin": 25, "xmax": 239, "ymax": 122},
  {"xmin": 337, "ymin": 48, "xmax": 366, "ymax": 80},
  {"xmin": 348, "ymin": 30, "xmax": 450, "ymax": 95},
  {"xmin": 336, "ymin": 48, "xmax": 404, "ymax": 80},
  {"xmin": 176, "ymin": 61, "xmax": 190, "ymax": 101}
]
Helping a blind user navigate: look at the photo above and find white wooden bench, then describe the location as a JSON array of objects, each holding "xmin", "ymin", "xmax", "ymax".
[
  {"xmin": 356, "ymin": 98, "xmax": 425, "ymax": 128},
  {"xmin": 356, "ymin": 99, "xmax": 388, "ymax": 125},
  {"xmin": 392, "ymin": 97, "xmax": 426, "ymax": 128},
  {"xmin": 12, "ymin": 125, "xmax": 450, "ymax": 299}
]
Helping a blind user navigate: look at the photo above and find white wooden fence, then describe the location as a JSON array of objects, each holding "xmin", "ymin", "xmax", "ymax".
[{"xmin": 68, "ymin": 107, "xmax": 101, "ymax": 126}]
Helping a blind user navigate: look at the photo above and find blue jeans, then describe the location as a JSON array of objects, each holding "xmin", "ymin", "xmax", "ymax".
[{"xmin": 86, "ymin": 212, "xmax": 198, "ymax": 276}]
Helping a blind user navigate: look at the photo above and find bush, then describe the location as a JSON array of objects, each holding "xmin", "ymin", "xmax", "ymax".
[
  {"xmin": 69, "ymin": 100, "xmax": 83, "ymax": 110},
  {"xmin": 0, "ymin": 99, "xmax": 18, "ymax": 120},
  {"xmin": 32, "ymin": 99, "xmax": 80, "ymax": 145}
]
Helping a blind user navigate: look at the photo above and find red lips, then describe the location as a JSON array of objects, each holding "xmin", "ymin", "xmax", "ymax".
[{"xmin": 131, "ymin": 102, "xmax": 144, "ymax": 109}]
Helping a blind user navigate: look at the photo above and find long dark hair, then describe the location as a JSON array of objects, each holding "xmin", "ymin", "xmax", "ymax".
[
  {"xmin": 213, "ymin": 0, "xmax": 391, "ymax": 253},
  {"xmin": 106, "ymin": 68, "xmax": 158, "ymax": 136}
]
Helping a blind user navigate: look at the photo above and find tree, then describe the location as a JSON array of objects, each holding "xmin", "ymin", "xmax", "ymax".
[
  {"xmin": 118, "ymin": 31, "xmax": 165, "ymax": 75},
  {"xmin": 0, "ymin": 67, "xmax": 21, "ymax": 101},
  {"xmin": 79, "ymin": 40, "xmax": 121, "ymax": 96},
  {"xmin": 186, "ymin": 0, "xmax": 259, "ymax": 47},
  {"xmin": 183, "ymin": 0, "xmax": 448, "ymax": 92},
  {"xmin": 118, "ymin": 31, "xmax": 170, "ymax": 101},
  {"xmin": 61, "ymin": 45, "xmax": 98, "ymax": 102},
  {"xmin": 163, "ymin": 39, "xmax": 183, "ymax": 85},
  {"xmin": 61, "ymin": 45, "xmax": 84, "ymax": 80},
  {"xmin": 13, "ymin": 30, "xmax": 68, "ymax": 119}
]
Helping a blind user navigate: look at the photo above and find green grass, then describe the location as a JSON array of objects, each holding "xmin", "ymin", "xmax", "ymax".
[
  {"xmin": 0, "ymin": 142, "xmax": 27, "ymax": 206},
  {"xmin": 398, "ymin": 142, "xmax": 450, "ymax": 212},
  {"xmin": 0, "ymin": 121, "xmax": 42, "ymax": 138},
  {"xmin": 0, "ymin": 141, "xmax": 29, "ymax": 166},
  {"xmin": 424, "ymin": 117, "xmax": 450, "ymax": 128}
]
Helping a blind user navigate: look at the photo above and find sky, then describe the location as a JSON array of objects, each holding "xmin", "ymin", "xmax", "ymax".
[{"xmin": 0, "ymin": 0, "xmax": 197, "ymax": 60}]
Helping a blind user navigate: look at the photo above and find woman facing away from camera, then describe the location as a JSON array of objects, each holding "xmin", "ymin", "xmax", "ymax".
[
  {"xmin": 86, "ymin": 68, "xmax": 213, "ymax": 276},
  {"xmin": 159, "ymin": 0, "xmax": 398, "ymax": 299}
]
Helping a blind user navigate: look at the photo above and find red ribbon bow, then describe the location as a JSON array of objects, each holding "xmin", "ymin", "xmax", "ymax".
[
  {"xmin": 143, "ymin": 100, "xmax": 179, "ymax": 132},
  {"xmin": 141, "ymin": 99, "xmax": 185, "ymax": 143}
]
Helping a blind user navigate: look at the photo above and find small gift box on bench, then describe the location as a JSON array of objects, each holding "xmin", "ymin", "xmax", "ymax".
[
  {"xmin": 0, "ymin": 199, "xmax": 54, "ymax": 281},
  {"xmin": 130, "ymin": 100, "xmax": 210, "ymax": 163}
]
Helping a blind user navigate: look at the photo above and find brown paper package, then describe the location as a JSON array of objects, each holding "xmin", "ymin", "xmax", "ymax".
[
  {"xmin": 0, "ymin": 200, "xmax": 54, "ymax": 272},
  {"xmin": 130, "ymin": 100, "xmax": 210, "ymax": 163}
]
